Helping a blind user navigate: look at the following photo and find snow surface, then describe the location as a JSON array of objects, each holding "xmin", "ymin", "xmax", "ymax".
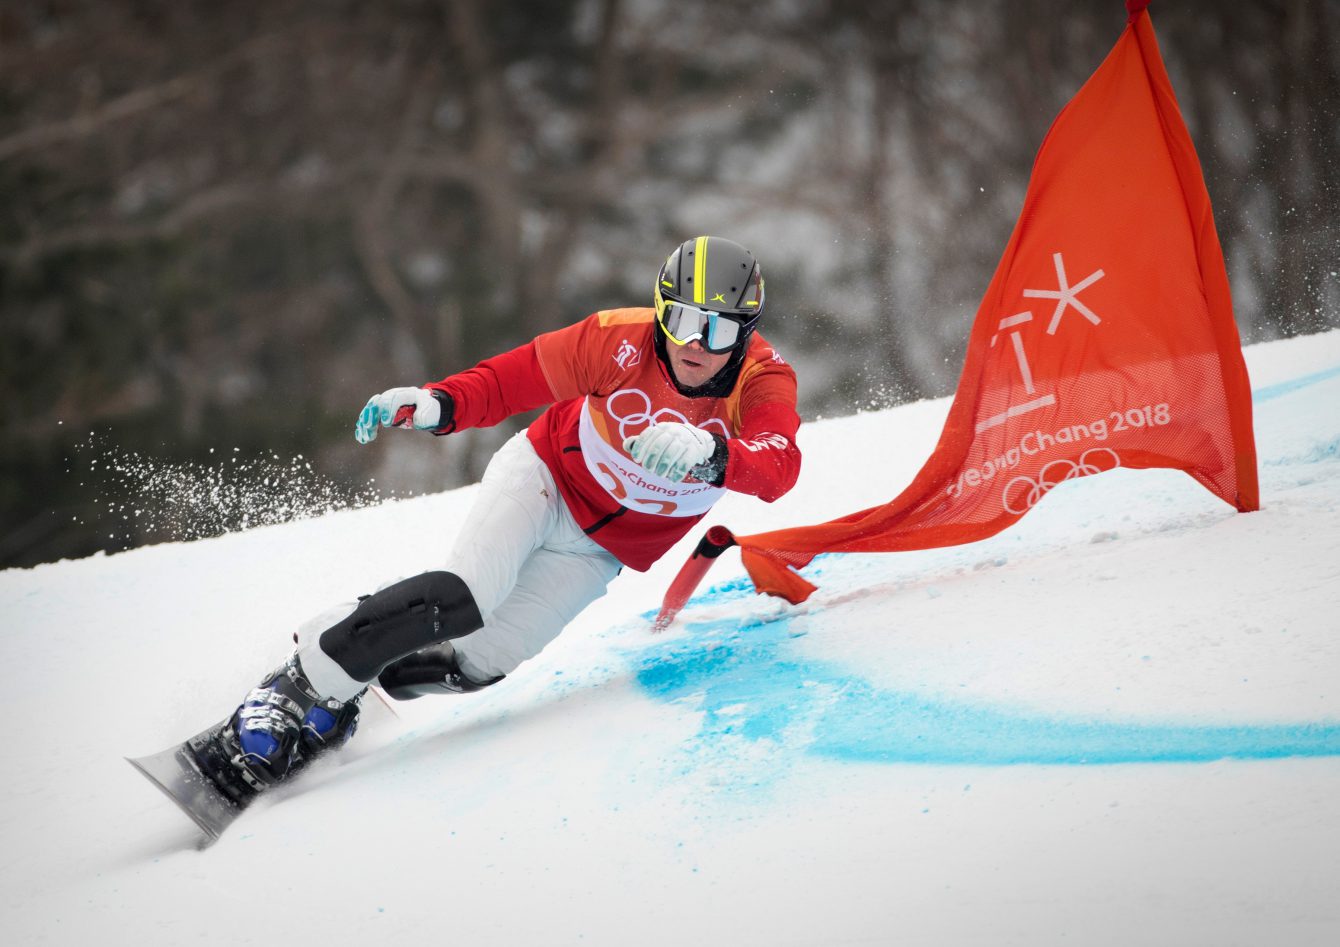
[{"xmin": 2, "ymin": 331, "xmax": 1339, "ymax": 946}]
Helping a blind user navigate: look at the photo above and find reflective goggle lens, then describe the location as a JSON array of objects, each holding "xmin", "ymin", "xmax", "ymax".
[{"xmin": 658, "ymin": 302, "xmax": 754, "ymax": 353}]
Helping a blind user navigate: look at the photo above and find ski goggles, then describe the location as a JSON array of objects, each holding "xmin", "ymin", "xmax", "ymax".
[{"xmin": 656, "ymin": 300, "xmax": 758, "ymax": 354}]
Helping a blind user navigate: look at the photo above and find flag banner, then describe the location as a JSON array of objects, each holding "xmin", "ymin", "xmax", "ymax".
[{"xmin": 659, "ymin": 1, "xmax": 1259, "ymax": 619}]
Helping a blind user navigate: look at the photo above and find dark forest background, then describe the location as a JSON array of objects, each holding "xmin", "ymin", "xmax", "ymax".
[{"xmin": 2, "ymin": 0, "xmax": 1337, "ymax": 568}]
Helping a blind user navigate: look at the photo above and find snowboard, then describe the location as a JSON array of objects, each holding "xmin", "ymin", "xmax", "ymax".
[
  {"xmin": 127, "ymin": 723, "xmax": 245, "ymax": 843},
  {"xmin": 128, "ymin": 687, "xmax": 399, "ymax": 845}
]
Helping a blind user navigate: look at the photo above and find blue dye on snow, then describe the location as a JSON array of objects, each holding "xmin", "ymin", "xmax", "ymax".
[
  {"xmin": 1252, "ymin": 364, "xmax": 1340, "ymax": 403},
  {"xmin": 633, "ymin": 614, "xmax": 1340, "ymax": 766}
]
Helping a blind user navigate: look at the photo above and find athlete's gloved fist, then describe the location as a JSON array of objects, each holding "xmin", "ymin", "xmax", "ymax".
[
  {"xmin": 355, "ymin": 387, "xmax": 441, "ymax": 444},
  {"xmin": 623, "ymin": 422, "xmax": 717, "ymax": 483}
]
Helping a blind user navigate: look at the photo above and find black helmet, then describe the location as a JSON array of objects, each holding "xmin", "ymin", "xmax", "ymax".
[{"xmin": 654, "ymin": 236, "xmax": 764, "ymax": 355}]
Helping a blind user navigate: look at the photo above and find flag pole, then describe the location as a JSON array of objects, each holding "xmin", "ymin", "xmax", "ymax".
[{"xmin": 653, "ymin": 526, "xmax": 736, "ymax": 630}]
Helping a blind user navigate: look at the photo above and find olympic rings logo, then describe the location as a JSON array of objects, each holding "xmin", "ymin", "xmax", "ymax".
[
  {"xmin": 1001, "ymin": 448, "xmax": 1121, "ymax": 515},
  {"xmin": 603, "ymin": 388, "xmax": 730, "ymax": 441}
]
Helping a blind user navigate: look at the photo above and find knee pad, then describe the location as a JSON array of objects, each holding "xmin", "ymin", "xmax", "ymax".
[
  {"xmin": 378, "ymin": 641, "xmax": 504, "ymax": 700},
  {"xmin": 318, "ymin": 571, "xmax": 484, "ymax": 684}
]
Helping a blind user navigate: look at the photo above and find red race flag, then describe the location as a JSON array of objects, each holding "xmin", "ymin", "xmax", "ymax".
[{"xmin": 657, "ymin": 1, "xmax": 1258, "ymax": 625}]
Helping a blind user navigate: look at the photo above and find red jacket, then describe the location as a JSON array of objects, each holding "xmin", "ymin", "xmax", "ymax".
[{"xmin": 426, "ymin": 308, "xmax": 801, "ymax": 570}]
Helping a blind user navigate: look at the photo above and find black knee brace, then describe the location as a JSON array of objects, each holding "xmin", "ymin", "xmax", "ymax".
[
  {"xmin": 378, "ymin": 642, "xmax": 504, "ymax": 700},
  {"xmin": 318, "ymin": 571, "xmax": 484, "ymax": 683}
]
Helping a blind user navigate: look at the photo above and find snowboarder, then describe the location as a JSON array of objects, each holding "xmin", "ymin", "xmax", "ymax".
[{"xmin": 196, "ymin": 236, "xmax": 802, "ymax": 806}]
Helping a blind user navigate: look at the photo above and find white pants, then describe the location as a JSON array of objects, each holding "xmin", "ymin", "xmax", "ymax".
[
  {"xmin": 297, "ymin": 433, "xmax": 621, "ymax": 700},
  {"xmin": 445, "ymin": 432, "xmax": 622, "ymax": 681}
]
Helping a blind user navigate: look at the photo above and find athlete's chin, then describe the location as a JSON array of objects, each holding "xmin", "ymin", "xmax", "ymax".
[
  {"xmin": 673, "ymin": 366, "xmax": 713, "ymax": 387},
  {"xmin": 671, "ymin": 353, "xmax": 717, "ymax": 387}
]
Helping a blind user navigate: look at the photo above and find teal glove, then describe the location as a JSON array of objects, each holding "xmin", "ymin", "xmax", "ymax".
[
  {"xmin": 623, "ymin": 422, "xmax": 717, "ymax": 482},
  {"xmin": 355, "ymin": 387, "xmax": 442, "ymax": 445}
]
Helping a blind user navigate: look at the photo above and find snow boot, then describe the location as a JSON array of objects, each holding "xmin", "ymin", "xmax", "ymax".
[
  {"xmin": 288, "ymin": 691, "xmax": 364, "ymax": 777},
  {"xmin": 377, "ymin": 640, "xmax": 503, "ymax": 700},
  {"xmin": 301, "ymin": 693, "xmax": 363, "ymax": 753},
  {"xmin": 189, "ymin": 655, "xmax": 323, "ymax": 802}
]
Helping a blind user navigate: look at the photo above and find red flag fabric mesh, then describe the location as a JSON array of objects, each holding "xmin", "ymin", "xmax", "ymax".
[{"xmin": 730, "ymin": 10, "xmax": 1259, "ymax": 605}]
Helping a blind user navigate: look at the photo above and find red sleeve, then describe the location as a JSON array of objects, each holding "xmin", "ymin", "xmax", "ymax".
[
  {"xmin": 723, "ymin": 367, "xmax": 802, "ymax": 503},
  {"xmin": 532, "ymin": 311, "xmax": 642, "ymax": 400},
  {"xmin": 423, "ymin": 341, "xmax": 556, "ymax": 432}
]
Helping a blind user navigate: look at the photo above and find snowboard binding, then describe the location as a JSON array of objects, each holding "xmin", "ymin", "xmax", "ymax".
[{"xmin": 188, "ymin": 656, "xmax": 363, "ymax": 805}]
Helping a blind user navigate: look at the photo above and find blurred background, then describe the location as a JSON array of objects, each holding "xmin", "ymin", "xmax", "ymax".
[{"xmin": 2, "ymin": 0, "xmax": 1337, "ymax": 568}]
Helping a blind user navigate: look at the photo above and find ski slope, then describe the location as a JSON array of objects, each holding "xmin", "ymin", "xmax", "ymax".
[{"xmin": 2, "ymin": 331, "xmax": 1338, "ymax": 946}]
